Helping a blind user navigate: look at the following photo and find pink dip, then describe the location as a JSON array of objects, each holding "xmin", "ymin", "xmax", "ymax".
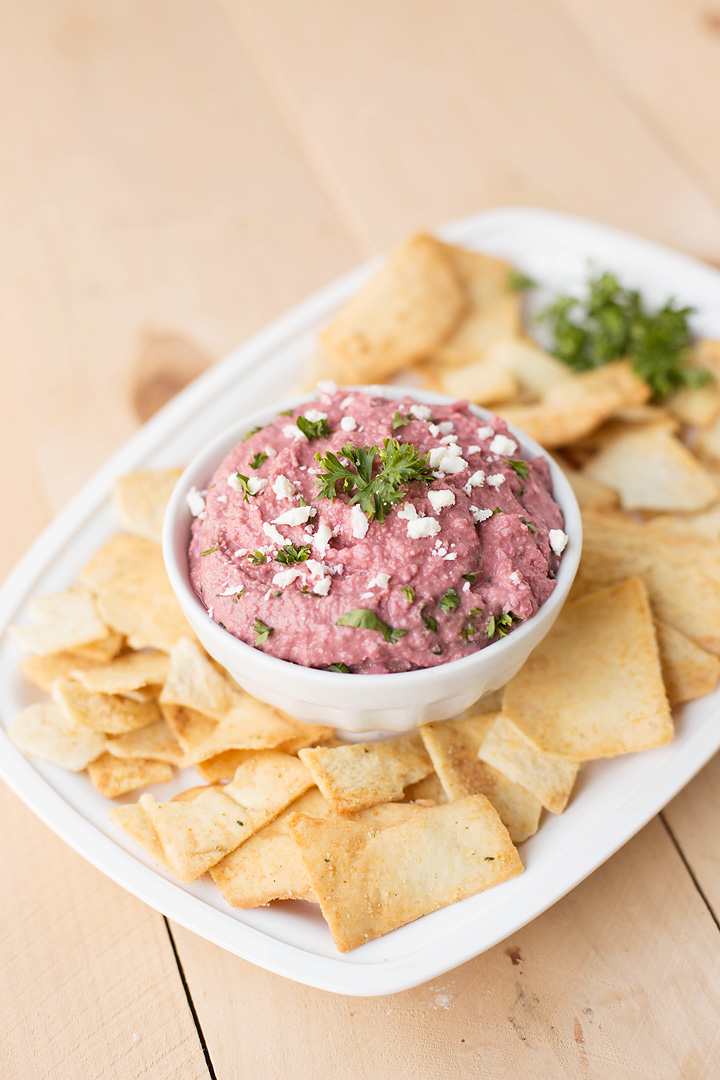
[{"xmin": 188, "ymin": 389, "xmax": 567, "ymax": 674}]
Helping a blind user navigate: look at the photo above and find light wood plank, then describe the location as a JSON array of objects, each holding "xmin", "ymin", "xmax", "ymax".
[
  {"xmin": 0, "ymin": 0, "xmax": 356, "ymax": 513},
  {"xmin": 170, "ymin": 819, "xmax": 720, "ymax": 1080},
  {"xmin": 0, "ymin": 784, "xmax": 210, "ymax": 1080},
  {"xmin": 219, "ymin": 0, "xmax": 720, "ymax": 257}
]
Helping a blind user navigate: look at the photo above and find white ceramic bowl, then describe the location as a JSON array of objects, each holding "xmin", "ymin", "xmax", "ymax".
[{"xmin": 163, "ymin": 385, "xmax": 582, "ymax": 732}]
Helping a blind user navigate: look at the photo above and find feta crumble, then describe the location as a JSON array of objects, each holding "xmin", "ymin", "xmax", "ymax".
[
  {"xmin": 471, "ymin": 506, "xmax": 494, "ymax": 523},
  {"xmin": 273, "ymin": 505, "xmax": 316, "ymax": 527},
  {"xmin": 476, "ymin": 425, "xmax": 494, "ymax": 440},
  {"xmin": 273, "ymin": 474, "xmax": 296, "ymax": 500},
  {"xmin": 437, "ymin": 421, "xmax": 455, "ymax": 435},
  {"xmin": 272, "ymin": 568, "xmax": 304, "ymax": 589},
  {"xmin": 304, "ymin": 409, "xmax": 327, "ymax": 424},
  {"xmin": 397, "ymin": 503, "xmax": 418, "ymax": 521},
  {"xmin": 368, "ymin": 572, "xmax": 390, "ymax": 589},
  {"xmin": 340, "ymin": 415, "xmax": 358, "ymax": 432},
  {"xmin": 350, "ymin": 505, "xmax": 369, "ymax": 539},
  {"xmin": 428, "ymin": 489, "xmax": 456, "ymax": 512},
  {"xmin": 409, "ymin": 403, "xmax": 432, "ymax": 420},
  {"xmin": 407, "ymin": 517, "xmax": 441, "ymax": 539},
  {"xmin": 186, "ymin": 486, "xmax": 206, "ymax": 517},
  {"xmin": 464, "ymin": 470, "xmax": 485, "ymax": 494},
  {"xmin": 313, "ymin": 577, "xmax": 332, "ymax": 596},
  {"xmin": 549, "ymin": 529, "xmax": 569, "ymax": 555},
  {"xmin": 262, "ymin": 522, "xmax": 285, "ymax": 547},
  {"xmin": 282, "ymin": 424, "xmax": 305, "ymax": 441},
  {"xmin": 489, "ymin": 434, "xmax": 518, "ymax": 456},
  {"xmin": 486, "ymin": 474, "xmax": 506, "ymax": 488},
  {"xmin": 313, "ymin": 522, "xmax": 333, "ymax": 556}
]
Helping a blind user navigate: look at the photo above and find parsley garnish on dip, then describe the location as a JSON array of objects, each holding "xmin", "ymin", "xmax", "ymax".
[{"xmin": 188, "ymin": 389, "xmax": 567, "ymax": 673}]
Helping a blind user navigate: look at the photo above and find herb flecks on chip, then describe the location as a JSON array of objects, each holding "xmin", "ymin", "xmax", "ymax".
[
  {"xmin": 539, "ymin": 271, "xmax": 709, "ymax": 400},
  {"xmin": 275, "ymin": 543, "xmax": 311, "ymax": 566},
  {"xmin": 297, "ymin": 415, "xmax": 331, "ymax": 440},
  {"xmin": 315, "ymin": 438, "xmax": 434, "ymax": 523},
  {"xmin": 336, "ymin": 608, "xmax": 406, "ymax": 644},
  {"xmin": 253, "ymin": 618, "xmax": 273, "ymax": 646}
]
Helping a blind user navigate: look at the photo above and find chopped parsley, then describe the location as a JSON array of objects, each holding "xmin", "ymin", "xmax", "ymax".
[
  {"xmin": 297, "ymin": 415, "xmax": 331, "ymax": 440},
  {"xmin": 420, "ymin": 604, "xmax": 438, "ymax": 633},
  {"xmin": 253, "ymin": 618, "xmax": 273, "ymax": 646},
  {"xmin": 275, "ymin": 543, "xmax": 311, "ymax": 565},
  {"xmin": 538, "ymin": 271, "xmax": 708, "ymax": 400},
  {"xmin": 199, "ymin": 546, "xmax": 218, "ymax": 556},
  {"xmin": 392, "ymin": 411, "xmax": 410, "ymax": 430},
  {"xmin": 431, "ymin": 644, "xmax": 443, "ymax": 655},
  {"xmin": 507, "ymin": 269, "xmax": 537, "ymax": 292},
  {"xmin": 232, "ymin": 589, "xmax": 244, "ymax": 603},
  {"xmin": 231, "ymin": 473, "xmax": 260, "ymax": 502},
  {"xmin": 328, "ymin": 662, "xmax": 350, "ymax": 673},
  {"xmin": 462, "ymin": 572, "xmax": 477, "ymax": 584},
  {"xmin": 336, "ymin": 608, "xmax": 406, "ymax": 644},
  {"xmin": 484, "ymin": 856, "xmax": 495, "ymax": 862},
  {"xmin": 520, "ymin": 518, "xmax": 537, "ymax": 533},
  {"xmin": 315, "ymin": 438, "xmax": 434, "ymax": 522},
  {"xmin": 248, "ymin": 550, "xmax": 266, "ymax": 565},
  {"xmin": 243, "ymin": 425, "xmax": 263, "ymax": 440},
  {"xmin": 460, "ymin": 623, "xmax": 476, "ymax": 643},
  {"xmin": 439, "ymin": 589, "xmax": 461, "ymax": 612},
  {"xmin": 401, "ymin": 586, "xmax": 415, "ymax": 603},
  {"xmin": 492, "ymin": 507, "xmax": 502, "ymax": 515},
  {"xmin": 509, "ymin": 460, "xmax": 530, "ymax": 480},
  {"xmin": 469, "ymin": 607, "xmax": 484, "ymax": 617},
  {"xmin": 278, "ymin": 408, "xmax": 293, "ymax": 416},
  {"xmin": 250, "ymin": 451, "xmax": 268, "ymax": 470},
  {"xmin": 487, "ymin": 612, "xmax": 519, "ymax": 639}
]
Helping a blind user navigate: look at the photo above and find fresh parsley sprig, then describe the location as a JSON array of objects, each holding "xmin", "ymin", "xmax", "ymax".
[
  {"xmin": 253, "ymin": 618, "xmax": 273, "ymax": 646},
  {"xmin": 315, "ymin": 438, "xmax": 434, "ymax": 523},
  {"xmin": 539, "ymin": 271, "xmax": 709, "ymax": 400},
  {"xmin": 250, "ymin": 451, "xmax": 268, "ymax": 470},
  {"xmin": 297, "ymin": 415, "xmax": 331, "ymax": 440},
  {"xmin": 275, "ymin": 543, "xmax": 311, "ymax": 565},
  {"xmin": 336, "ymin": 608, "xmax": 406, "ymax": 644}
]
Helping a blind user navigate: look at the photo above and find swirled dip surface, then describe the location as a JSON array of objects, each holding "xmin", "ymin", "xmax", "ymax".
[{"xmin": 188, "ymin": 388, "xmax": 567, "ymax": 674}]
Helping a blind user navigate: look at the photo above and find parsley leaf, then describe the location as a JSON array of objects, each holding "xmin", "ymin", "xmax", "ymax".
[
  {"xmin": 315, "ymin": 438, "xmax": 434, "ymax": 522},
  {"xmin": 509, "ymin": 460, "xmax": 530, "ymax": 480},
  {"xmin": 250, "ymin": 451, "xmax": 268, "ymax": 470},
  {"xmin": 336, "ymin": 608, "xmax": 406, "ymax": 644},
  {"xmin": 328, "ymin": 662, "xmax": 350, "ymax": 673},
  {"xmin": 420, "ymin": 604, "xmax": 438, "ymax": 633},
  {"xmin": 539, "ymin": 271, "xmax": 708, "ymax": 400},
  {"xmin": 248, "ymin": 550, "xmax": 266, "ymax": 565},
  {"xmin": 392, "ymin": 411, "xmax": 410, "ymax": 430},
  {"xmin": 275, "ymin": 543, "xmax": 311, "ymax": 565},
  {"xmin": 487, "ymin": 612, "xmax": 519, "ymax": 639},
  {"xmin": 460, "ymin": 623, "xmax": 476, "ymax": 642},
  {"xmin": 199, "ymin": 546, "xmax": 218, "ymax": 556},
  {"xmin": 253, "ymin": 618, "xmax": 273, "ymax": 646},
  {"xmin": 439, "ymin": 589, "xmax": 461, "ymax": 612},
  {"xmin": 462, "ymin": 572, "xmax": 477, "ymax": 583},
  {"xmin": 297, "ymin": 415, "xmax": 331, "ymax": 440},
  {"xmin": 508, "ymin": 269, "xmax": 537, "ymax": 292},
  {"xmin": 243, "ymin": 425, "xmax": 263, "ymax": 440},
  {"xmin": 401, "ymin": 586, "xmax": 415, "ymax": 603},
  {"xmin": 520, "ymin": 518, "xmax": 537, "ymax": 533}
]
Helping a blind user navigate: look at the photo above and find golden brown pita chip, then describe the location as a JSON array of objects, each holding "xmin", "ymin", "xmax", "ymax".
[
  {"xmin": 97, "ymin": 546, "xmax": 195, "ymax": 652},
  {"xmin": 667, "ymin": 340, "xmax": 720, "ymax": 428},
  {"xmin": 438, "ymin": 358, "xmax": 518, "ymax": 405},
  {"xmin": 298, "ymin": 734, "xmax": 433, "ymax": 814},
  {"xmin": 287, "ymin": 796, "xmax": 523, "ymax": 951},
  {"xmin": 500, "ymin": 361, "xmax": 649, "ymax": 448},
  {"xmin": 109, "ymin": 802, "xmax": 168, "ymax": 869},
  {"xmin": 224, "ymin": 750, "xmax": 313, "ymax": 812},
  {"xmin": 576, "ymin": 513, "xmax": 720, "ymax": 655},
  {"xmin": 88, "ymin": 754, "xmax": 173, "ymax": 798},
  {"xmin": 106, "ymin": 718, "xmax": 185, "ymax": 765},
  {"xmin": 160, "ymin": 704, "xmax": 217, "ymax": 752},
  {"xmin": 642, "ymin": 506, "xmax": 720, "ymax": 543},
  {"xmin": 73, "ymin": 650, "xmax": 170, "ymax": 695},
  {"xmin": 583, "ymin": 426, "xmax": 720, "ymax": 512},
  {"xmin": 403, "ymin": 772, "xmax": 447, "ymax": 805},
  {"xmin": 159, "ymin": 637, "xmax": 235, "ymax": 720},
  {"xmin": 434, "ymin": 247, "xmax": 520, "ymax": 365},
  {"xmin": 53, "ymin": 677, "xmax": 161, "ymax": 735},
  {"xmin": 655, "ymin": 619, "xmax": 720, "ymax": 706},
  {"xmin": 504, "ymin": 578, "xmax": 673, "ymax": 760},
  {"xmin": 420, "ymin": 715, "xmax": 542, "ymax": 841},
  {"xmin": 320, "ymin": 233, "xmax": 465, "ymax": 382},
  {"xmin": 20, "ymin": 651, "xmax": 103, "ymax": 693},
  {"xmin": 139, "ymin": 788, "xmax": 250, "ymax": 882},
  {"xmin": 10, "ymin": 585, "xmax": 112, "ymax": 657},
  {"xmin": 556, "ymin": 459, "xmax": 620, "ymax": 512},
  {"xmin": 9, "ymin": 703, "xmax": 106, "ymax": 771},
  {"xmin": 480, "ymin": 337, "xmax": 569, "ymax": 399},
  {"xmin": 478, "ymin": 715, "xmax": 579, "ymax": 814},
  {"xmin": 80, "ymin": 534, "xmax": 160, "ymax": 593},
  {"xmin": 72, "ymin": 632, "xmax": 126, "ymax": 662},
  {"xmin": 113, "ymin": 468, "xmax": 183, "ymax": 545},
  {"xmin": 194, "ymin": 749, "xmax": 253, "ymax": 782},
  {"xmin": 181, "ymin": 698, "xmax": 308, "ymax": 766}
]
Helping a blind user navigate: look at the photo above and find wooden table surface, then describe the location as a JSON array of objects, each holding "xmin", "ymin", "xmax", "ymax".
[{"xmin": 3, "ymin": 2, "xmax": 720, "ymax": 1077}]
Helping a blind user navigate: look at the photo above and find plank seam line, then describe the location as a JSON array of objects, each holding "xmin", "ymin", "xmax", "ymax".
[
  {"xmin": 659, "ymin": 813, "xmax": 720, "ymax": 934},
  {"xmin": 163, "ymin": 917, "xmax": 219, "ymax": 1080},
  {"xmin": 212, "ymin": 0, "xmax": 375, "ymax": 258}
]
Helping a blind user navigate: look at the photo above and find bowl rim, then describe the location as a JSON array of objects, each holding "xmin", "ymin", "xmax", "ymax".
[{"xmin": 162, "ymin": 384, "xmax": 583, "ymax": 688}]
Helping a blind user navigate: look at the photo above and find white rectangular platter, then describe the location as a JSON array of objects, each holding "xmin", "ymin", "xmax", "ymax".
[{"xmin": 1, "ymin": 208, "xmax": 719, "ymax": 997}]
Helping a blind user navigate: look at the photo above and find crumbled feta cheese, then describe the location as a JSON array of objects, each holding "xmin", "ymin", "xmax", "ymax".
[
  {"xmin": 263, "ymin": 445, "xmax": 277, "ymax": 458},
  {"xmin": 368, "ymin": 572, "xmax": 390, "ymax": 589},
  {"xmin": 313, "ymin": 577, "xmax": 332, "ymax": 596},
  {"xmin": 407, "ymin": 517, "xmax": 441, "ymax": 539},
  {"xmin": 273, "ymin": 505, "xmax": 316, "ymax": 527},
  {"xmin": 437, "ymin": 421, "xmax": 455, "ymax": 435},
  {"xmin": 409, "ymin": 403, "xmax": 432, "ymax": 421},
  {"xmin": 317, "ymin": 380, "xmax": 337, "ymax": 395},
  {"xmin": 207, "ymin": 606, "xmax": 214, "ymax": 619},
  {"xmin": 361, "ymin": 591, "xmax": 374, "ymax": 600},
  {"xmin": 350, "ymin": 505, "xmax": 369, "ymax": 539},
  {"xmin": 282, "ymin": 424, "xmax": 304, "ymax": 441},
  {"xmin": 428, "ymin": 423, "xmax": 441, "ymax": 437},
  {"xmin": 305, "ymin": 559, "xmax": 329, "ymax": 579},
  {"xmin": 463, "ymin": 580, "xmax": 471, "ymax": 592},
  {"xmin": 216, "ymin": 494, "xmax": 227, "ymax": 504},
  {"xmin": 304, "ymin": 409, "xmax": 327, "ymax": 424},
  {"xmin": 437, "ymin": 547, "xmax": 447, "ymax": 557},
  {"xmin": 467, "ymin": 445, "xmax": 482, "ymax": 455},
  {"xmin": 477, "ymin": 425, "xmax": 495, "ymax": 440},
  {"xmin": 427, "ymin": 443, "xmax": 468, "ymax": 474},
  {"xmin": 273, "ymin": 474, "xmax": 296, "ymax": 500},
  {"xmin": 186, "ymin": 486, "xmax": 206, "ymax": 516},
  {"xmin": 313, "ymin": 522, "xmax": 333, "ymax": 556},
  {"xmin": 549, "ymin": 529, "xmax": 569, "ymax": 555},
  {"xmin": 464, "ymin": 470, "xmax": 485, "ymax": 494},
  {"xmin": 486, "ymin": 474, "xmax": 506, "ymax": 488},
  {"xmin": 397, "ymin": 503, "xmax": 418, "ymax": 521},
  {"xmin": 471, "ymin": 506, "xmax": 494, "ymax": 523},
  {"xmin": 272, "ymin": 568, "xmax": 304, "ymax": 589},
  {"xmin": 341, "ymin": 395, "xmax": 356, "ymax": 409},
  {"xmin": 227, "ymin": 473, "xmax": 243, "ymax": 491},
  {"xmin": 489, "ymin": 434, "xmax": 518, "ymax": 456},
  {"xmin": 217, "ymin": 583, "xmax": 243, "ymax": 596},
  {"xmin": 233, "ymin": 549, "xmax": 247, "ymax": 558},
  {"xmin": 262, "ymin": 522, "xmax": 285, "ymax": 547},
  {"xmin": 440, "ymin": 434, "xmax": 458, "ymax": 445},
  {"xmin": 340, "ymin": 416, "xmax": 357, "ymax": 432},
  {"xmin": 428, "ymin": 489, "xmax": 456, "ymax": 512},
  {"xmin": 247, "ymin": 477, "xmax": 268, "ymax": 496},
  {"xmin": 444, "ymin": 552, "xmax": 457, "ymax": 561}
]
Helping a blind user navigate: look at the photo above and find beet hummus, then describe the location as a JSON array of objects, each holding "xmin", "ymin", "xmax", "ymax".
[{"xmin": 188, "ymin": 387, "xmax": 567, "ymax": 674}]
